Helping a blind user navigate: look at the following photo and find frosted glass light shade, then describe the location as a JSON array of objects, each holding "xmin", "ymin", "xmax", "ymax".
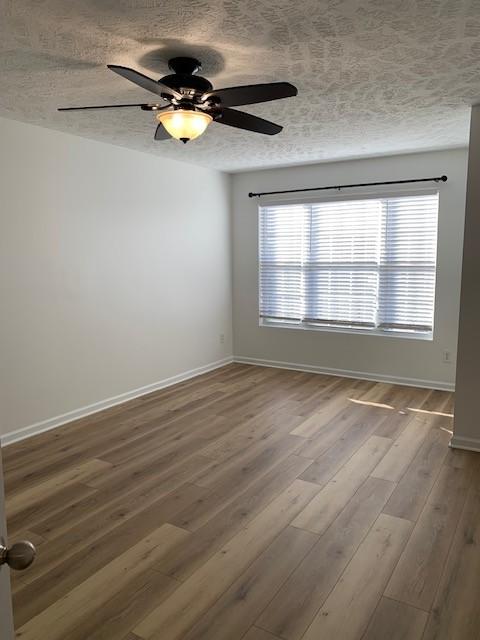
[{"xmin": 157, "ymin": 110, "xmax": 212, "ymax": 142}]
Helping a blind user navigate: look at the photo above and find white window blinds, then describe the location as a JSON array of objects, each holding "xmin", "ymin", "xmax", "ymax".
[{"xmin": 259, "ymin": 193, "xmax": 439, "ymax": 335}]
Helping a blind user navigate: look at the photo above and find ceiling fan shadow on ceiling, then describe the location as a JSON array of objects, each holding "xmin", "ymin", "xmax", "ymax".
[{"xmin": 58, "ymin": 56, "xmax": 298, "ymax": 143}]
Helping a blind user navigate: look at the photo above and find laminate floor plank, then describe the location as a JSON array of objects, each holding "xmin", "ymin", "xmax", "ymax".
[
  {"xmin": 422, "ymin": 477, "xmax": 480, "ymax": 640},
  {"xmin": 292, "ymin": 436, "xmax": 392, "ymax": 534},
  {"xmin": 242, "ymin": 628, "xmax": 282, "ymax": 640},
  {"xmin": 16, "ymin": 523, "xmax": 189, "ymax": 640},
  {"xmin": 98, "ymin": 411, "xmax": 229, "ymax": 467},
  {"xmin": 7, "ymin": 482, "xmax": 98, "ymax": 538},
  {"xmin": 183, "ymin": 526, "xmax": 318, "ymax": 640},
  {"xmin": 385, "ymin": 464, "xmax": 471, "ymax": 610},
  {"xmin": 301, "ymin": 514, "xmax": 413, "ymax": 640},
  {"xmin": 356, "ymin": 382, "xmax": 396, "ymax": 403},
  {"xmin": 257, "ymin": 477, "xmax": 395, "ymax": 640},
  {"xmin": 30, "ymin": 453, "xmax": 211, "ymax": 542},
  {"xmin": 295, "ymin": 402, "xmax": 387, "ymax": 460},
  {"xmin": 370, "ymin": 414, "xmax": 432, "ymax": 482},
  {"xmin": 198, "ymin": 403, "xmax": 304, "ymax": 461},
  {"xmin": 169, "ymin": 449, "xmax": 311, "ymax": 533},
  {"xmin": 361, "ymin": 597, "xmax": 428, "ymax": 640},
  {"xmin": 373, "ymin": 387, "xmax": 431, "ymax": 439},
  {"xmin": 299, "ymin": 406, "xmax": 389, "ymax": 485},
  {"xmin": 6, "ymin": 459, "xmax": 111, "ymax": 515},
  {"xmin": 133, "ymin": 480, "xmax": 320, "ymax": 640},
  {"xmin": 420, "ymin": 389, "xmax": 453, "ymax": 414},
  {"xmin": 11, "ymin": 482, "xmax": 206, "ymax": 624},
  {"xmin": 193, "ymin": 433, "xmax": 304, "ymax": 490},
  {"xmin": 3, "ymin": 365, "xmax": 471, "ymax": 640},
  {"xmin": 156, "ymin": 455, "xmax": 314, "ymax": 581},
  {"xmin": 11, "ymin": 487, "xmax": 198, "ymax": 626},
  {"xmin": 290, "ymin": 374, "xmax": 338, "ymax": 402},
  {"xmin": 382, "ymin": 426, "xmax": 451, "ymax": 521},
  {"xmin": 53, "ymin": 569, "xmax": 177, "ymax": 640},
  {"xmin": 289, "ymin": 379, "xmax": 355, "ymax": 434}
]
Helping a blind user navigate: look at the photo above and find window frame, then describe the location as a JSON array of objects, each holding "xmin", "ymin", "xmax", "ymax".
[{"xmin": 257, "ymin": 186, "xmax": 439, "ymax": 341}]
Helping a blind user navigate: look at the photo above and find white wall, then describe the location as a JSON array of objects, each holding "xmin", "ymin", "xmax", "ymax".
[
  {"xmin": 0, "ymin": 117, "xmax": 232, "ymax": 439},
  {"xmin": 232, "ymin": 149, "xmax": 467, "ymax": 389},
  {"xmin": 452, "ymin": 106, "xmax": 480, "ymax": 451}
]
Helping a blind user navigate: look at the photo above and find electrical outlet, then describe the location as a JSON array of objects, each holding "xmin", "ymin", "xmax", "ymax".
[
  {"xmin": 219, "ymin": 333, "xmax": 225, "ymax": 344},
  {"xmin": 443, "ymin": 349, "xmax": 452, "ymax": 364}
]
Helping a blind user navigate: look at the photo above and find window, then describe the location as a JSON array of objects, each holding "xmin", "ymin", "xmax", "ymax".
[{"xmin": 259, "ymin": 192, "xmax": 439, "ymax": 337}]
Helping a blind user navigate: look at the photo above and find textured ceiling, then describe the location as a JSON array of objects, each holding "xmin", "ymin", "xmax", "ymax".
[{"xmin": 1, "ymin": 0, "xmax": 479, "ymax": 171}]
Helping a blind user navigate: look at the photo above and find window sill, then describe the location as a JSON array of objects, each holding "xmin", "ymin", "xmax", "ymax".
[{"xmin": 259, "ymin": 319, "xmax": 433, "ymax": 341}]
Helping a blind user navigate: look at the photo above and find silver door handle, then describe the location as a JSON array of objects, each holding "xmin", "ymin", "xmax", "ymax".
[{"xmin": 0, "ymin": 541, "xmax": 36, "ymax": 571}]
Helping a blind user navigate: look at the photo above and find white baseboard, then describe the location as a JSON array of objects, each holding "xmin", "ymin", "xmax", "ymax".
[
  {"xmin": 233, "ymin": 356, "xmax": 455, "ymax": 392},
  {"xmin": 1, "ymin": 356, "xmax": 234, "ymax": 447},
  {"xmin": 449, "ymin": 435, "xmax": 480, "ymax": 453}
]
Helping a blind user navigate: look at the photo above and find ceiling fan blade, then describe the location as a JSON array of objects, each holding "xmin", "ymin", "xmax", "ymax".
[
  {"xmin": 58, "ymin": 103, "xmax": 148, "ymax": 111},
  {"xmin": 108, "ymin": 65, "xmax": 182, "ymax": 101},
  {"xmin": 204, "ymin": 82, "xmax": 297, "ymax": 107},
  {"xmin": 216, "ymin": 108, "xmax": 282, "ymax": 135},
  {"xmin": 154, "ymin": 123, "xmax": 170, "ymax": 141}
]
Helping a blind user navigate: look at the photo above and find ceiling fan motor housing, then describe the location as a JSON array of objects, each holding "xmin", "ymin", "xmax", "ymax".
[
  {"xmin": 161, "ymin": 57, "xmax": 213, "ymax": 97},
  {"xmin": 160, "ymin": 73, "xmax": 213, "ymax": 95}
]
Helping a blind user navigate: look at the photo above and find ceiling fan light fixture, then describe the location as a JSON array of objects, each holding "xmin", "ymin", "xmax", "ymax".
[{"xmin": 157, "ymin": 109, "xmax": 212, "ymax": 143}]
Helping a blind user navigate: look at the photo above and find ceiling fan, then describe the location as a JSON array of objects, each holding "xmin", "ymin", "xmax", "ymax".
[{"xmin": 58, "ymin": 57, "xmax": 298, "ymax": 143}]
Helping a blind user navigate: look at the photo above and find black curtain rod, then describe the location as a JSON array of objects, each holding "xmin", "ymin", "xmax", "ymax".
[{"xmin": 248, "ymin": 175, "xmax": 448, "ymax": 198}]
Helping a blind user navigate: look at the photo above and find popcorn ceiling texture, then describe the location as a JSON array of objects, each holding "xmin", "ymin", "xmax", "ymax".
[{"xmin": 1, "ymin": 0, "xmax": 479, "ymax": 171}]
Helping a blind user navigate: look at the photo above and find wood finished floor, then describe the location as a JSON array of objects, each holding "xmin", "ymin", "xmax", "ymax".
[{"xmin": 3, "ymin": 364, "xmax": 480, "ymax": 640}]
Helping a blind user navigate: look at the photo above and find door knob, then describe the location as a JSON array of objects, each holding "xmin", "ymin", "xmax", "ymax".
[{"xmin": 0, "ymin": 540, "xmax": 36, "ymax": 571}]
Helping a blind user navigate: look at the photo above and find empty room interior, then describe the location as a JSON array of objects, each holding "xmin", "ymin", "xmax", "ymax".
[{"xmin": 1, "ymin": 1, "xmax": 480, "ymax": 639}]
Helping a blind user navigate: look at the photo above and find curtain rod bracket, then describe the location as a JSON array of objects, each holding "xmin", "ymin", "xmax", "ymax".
[{"xmin": 248, "ymin": 175, "xmax": 448, "ymax": 198}]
